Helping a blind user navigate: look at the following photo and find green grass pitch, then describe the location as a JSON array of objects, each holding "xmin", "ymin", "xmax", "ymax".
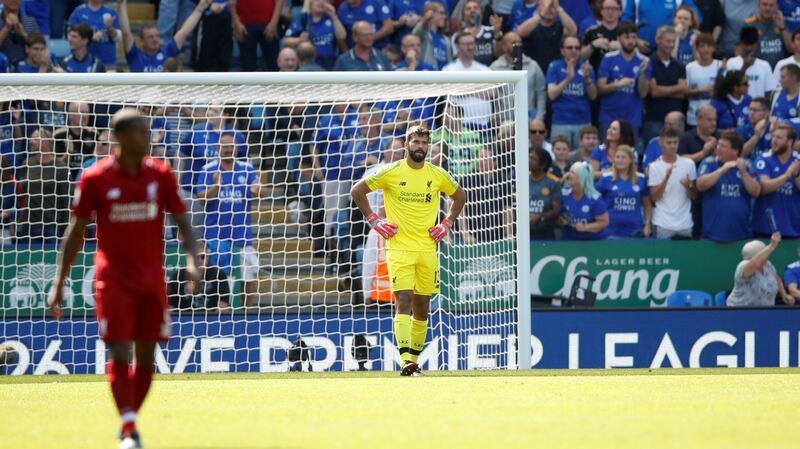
[{"xmin": 2, "ymin": 368, "xmax": 799, "ymax": 449}]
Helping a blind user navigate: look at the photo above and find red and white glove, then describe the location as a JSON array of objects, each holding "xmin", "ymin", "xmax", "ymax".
[
  {"xmin": 429, "ymin": 218, "xmax": 453, "ymax": 243},
  {"xmin": 367, "ymin": 212, "xmax": 398, "ymax": 239}
]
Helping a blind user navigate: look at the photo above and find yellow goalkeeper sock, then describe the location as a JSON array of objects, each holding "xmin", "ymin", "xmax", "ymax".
[
  {"xmin": 394, "ymin": 314, "xmax": 412, "ymax": 363},
  {"xmin": 409, "ymin": 318, "xmax": 428, "ymax": 363}
]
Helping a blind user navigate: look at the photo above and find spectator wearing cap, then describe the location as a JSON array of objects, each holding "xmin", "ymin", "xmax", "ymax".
[
  {"xmin": 596, "ymin": 144, "xmax": 652, "ymax": 237},
  {"xmin": 546, "ymin": 34, "xmax": 596, "ymax": 148},
  {"xmin": 338, "ymin": 0, "xmax": 394, "ymax": 49},
  {"xmin": 643, "ymin": 25, "xmax": 687, "ymax": 144},
  {"xmin": 559, "ymin": 161, "xmax": 609, "ymax": 240},
  {"xmin": 709, "ymin": 70, "xmax": 751, "ymax": 132},
  {"xmin": 0, "ymin": 0, "xmax": 40, "ymax": 64},
  {"xmin": 679, "ymin": 104, "xmax": 719, "ymax": 165},
  {"xmin": 696, "ymin": 131, "xmax": 761, "ymax": 242},
  {"xmin": 492, "ymin": 32, "xmax": 547, "ymax": 121},
  {"xmin": 596, "ymin": 22, "xmax": 651, "ymax": 141},
  {"xmin": 743, "ymin": 0, "xmax": 790, "ymax": 68},
  {"xmin": 784, "ymin": 248, "xmax": 800, "ymax": 305},
  {"xmin": 412, "ymin": 2, "xmax": 450, "ymax": 70},
  {"xmin": 284, "ymin": 0, "xmax": 347, "ymax": 71},
  {"xmin": 739, "ymin": 97, "xmax": 773, "ymax": 160},
  {"xmin": 67, "ymin": 0, "xmax": 120, "ymax": 67},
  {"xmin": 528, "ymin": 146, "xmax": 561, "ymax": 240},
  {"xmin": 752, "ymin": 124, "xmax": 800, "ymax": 238},
  {"xmin": 725, "ymin": 27, "xmax": 778, "ymax": 99},
  {"xmin": 727, "ymin": 233, "xmax": 793, "ymax": 306},
  {"xmin": 685, "ymin": 32, "xmax": 722, "ymax": 127},
  {"xmin": 231, "ymin": 0, "xmax": 285, "ymax": 72},
  {"xmin": 516, "ymin": 0, "xmax": 577, "ymax": 74},
  {"xmin": 334, "ymin": 20, "xmax": 390, "ymax": 71},
  {"xmin": 648, "ymin": 127, "xmax": 697, "ymax": 239},
  {"xmin": 59, "ymin": 23, "xmax": 105, "ymax": 73},
  {"xmin": 296, "ymin": 41, "xmax": 327, "ymax": 71}
]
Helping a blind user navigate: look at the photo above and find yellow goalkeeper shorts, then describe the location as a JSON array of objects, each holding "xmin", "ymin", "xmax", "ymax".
[{"xmin": 386, "ymin": 250, "xmax": 440, "ymax": 296}]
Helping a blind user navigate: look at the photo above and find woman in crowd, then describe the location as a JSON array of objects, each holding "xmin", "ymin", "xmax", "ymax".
[
  {"xmin": 283, "ymin": 0, "xmax": 348, "ymax": 70},
  {"xmin": 710, "ymin": 69, "xmax": 751, "ymax": 131},
  {"xmin": 590, "ymin": 119, "xmax": 635, "ymax": 176},
  {"xmin": 559, "ymin": 161, "xmax": 608, "ymax": 240},
  {"xmin": 529, "ymin": 147, "xmax": 562, "ymax": 240},
  {"xmin": 595, "ymin": 145, "xmax": 651, "ymax": 238},
  {"xmin": 672, "ymin": 5, "xmax": 699, "ymax": 66},
  {"xmin": 727, "ymin": 233, "xmax": 795, "ymax": 306}
]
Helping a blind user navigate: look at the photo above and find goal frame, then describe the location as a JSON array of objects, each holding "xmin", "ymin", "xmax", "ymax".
[{"xmin": 0, "ymin": 71, "xmax": 532, "ymax": 370}]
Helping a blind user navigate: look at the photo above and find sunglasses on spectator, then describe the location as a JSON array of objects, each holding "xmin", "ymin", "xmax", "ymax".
[{"xmin": 529, "ymin": 129, "xmax": 546, "ymax": 134}]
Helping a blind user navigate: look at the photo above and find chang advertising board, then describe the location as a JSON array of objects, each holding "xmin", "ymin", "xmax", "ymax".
[{"xmin": 530, "ymin": 240, "xmax": 800, "ymax": 307}]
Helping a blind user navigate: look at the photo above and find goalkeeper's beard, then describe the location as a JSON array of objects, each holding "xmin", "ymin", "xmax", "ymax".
[{"xmin": 409, "ymin": 149, "xmax": 427, "ymax": 163}]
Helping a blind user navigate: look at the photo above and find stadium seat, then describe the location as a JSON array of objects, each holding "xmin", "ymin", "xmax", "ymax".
[
  {"xmin": 666, "ymin": 290, "xmax": 713, "ymax": 307},
  {"xmin": 714, "ymin": 291, "xmax": 727, "ymax": 307},
  {"xmin": 49, "ymin": 39, "xmax": 70, "ymax": 60}
]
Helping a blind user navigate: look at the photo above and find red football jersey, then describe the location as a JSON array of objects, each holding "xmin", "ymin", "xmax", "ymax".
[{"xmin": 72, "ymin": 156, "xmax": 188, "ymax": 293}]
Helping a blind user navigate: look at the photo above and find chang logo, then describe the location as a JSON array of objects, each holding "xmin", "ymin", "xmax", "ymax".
[{"xmin": 7, "ymin": 264, "xmax": 74, "ymax": 309}]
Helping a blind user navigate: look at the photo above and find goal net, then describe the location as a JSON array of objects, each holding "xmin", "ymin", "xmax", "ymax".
[{"xmin": 0, "ymin": 72, "xmax": 530, "ymax": 375}]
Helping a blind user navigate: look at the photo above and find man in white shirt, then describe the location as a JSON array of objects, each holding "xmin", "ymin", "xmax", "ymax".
[
  {"xmin": 773, "ymin": 28, "xmax": 800, "ymax": 80},
  {"xmin": 444, "ymin": 31, "xmax": 492, "ymax": 129},
  {"xmin": 648, "ymin": 127, "xmax": 698, "ymax": 239},
  {"xmin": 443, "ymin": 30, "xmax": 490, "ymax": 72},
  {"xmin": 726, "ymin": 26, "xmax": 778, "ymax": 98}
]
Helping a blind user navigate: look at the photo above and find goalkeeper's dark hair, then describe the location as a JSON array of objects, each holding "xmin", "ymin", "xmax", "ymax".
[
  {"xmin": 112, "ymin": 109, "xmax": 147, "ymax": 136},
  {"xmin": 70, "ymin": 23, "xmax": 94, "ymax": 43}
]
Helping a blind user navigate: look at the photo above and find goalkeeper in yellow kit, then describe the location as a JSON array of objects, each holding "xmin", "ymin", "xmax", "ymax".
[{"xmin": 351, "ymin": 126, "xmax": 466, "ymax": 376}]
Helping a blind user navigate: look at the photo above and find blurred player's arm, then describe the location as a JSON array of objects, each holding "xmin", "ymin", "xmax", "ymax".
[
  {"xmin": 48, "ymin": 216, "xmax": 89, "ymax": 319},
  {"xmin": 118, "ymin": 0, "xmax": 135, "ymax": 52},
  {"xmin": 172, "ymin": 212, "xmax": 201, "ymax": 283},
  {"xmin": 174, "ymin": 0, "xmax": 212, "ymax": 49}
]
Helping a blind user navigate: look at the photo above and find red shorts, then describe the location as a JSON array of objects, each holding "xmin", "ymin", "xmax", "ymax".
[{"xmin": 95, "ymin": 281, "xmax": 171, "ymax": 343}]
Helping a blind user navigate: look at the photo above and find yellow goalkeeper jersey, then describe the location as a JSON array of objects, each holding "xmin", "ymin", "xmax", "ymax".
[{"xmin": 365, "ymin": 160, "xmax": 459, "ymax": 252}]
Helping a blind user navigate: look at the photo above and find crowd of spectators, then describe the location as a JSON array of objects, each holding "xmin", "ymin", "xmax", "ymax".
[{"xmin": 3, "ymin": 0, "xmax": 800, "ymax": 306}]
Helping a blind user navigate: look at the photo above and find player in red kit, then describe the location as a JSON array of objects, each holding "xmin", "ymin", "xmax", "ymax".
[{"xmin": 48, "ymin": 109, "xmax": 201, "ymax": 449}]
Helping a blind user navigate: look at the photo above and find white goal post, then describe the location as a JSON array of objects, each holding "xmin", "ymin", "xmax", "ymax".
[{"xmin": 0, "ymin": 71, "xmax": 531, "ymax": 373}]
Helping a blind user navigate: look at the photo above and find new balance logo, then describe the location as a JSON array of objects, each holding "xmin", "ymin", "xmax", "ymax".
[{"xmin": 400, "ymin": 181, "xmax": 407, "ymax": 186}]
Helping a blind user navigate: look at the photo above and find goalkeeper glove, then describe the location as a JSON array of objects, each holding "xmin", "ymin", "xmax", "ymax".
[
  {"xmin": 367, "ymin": 212, "xmax": 398, "ymax": 239},
  {"xmin": 429, "ymin": 218, "xmax": 453, "ymax": 243}
]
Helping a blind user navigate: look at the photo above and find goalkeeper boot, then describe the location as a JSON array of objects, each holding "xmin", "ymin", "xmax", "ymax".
[{"xmin": 400, "ymin": 362, "xmax": 423, "ymax": 376}]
